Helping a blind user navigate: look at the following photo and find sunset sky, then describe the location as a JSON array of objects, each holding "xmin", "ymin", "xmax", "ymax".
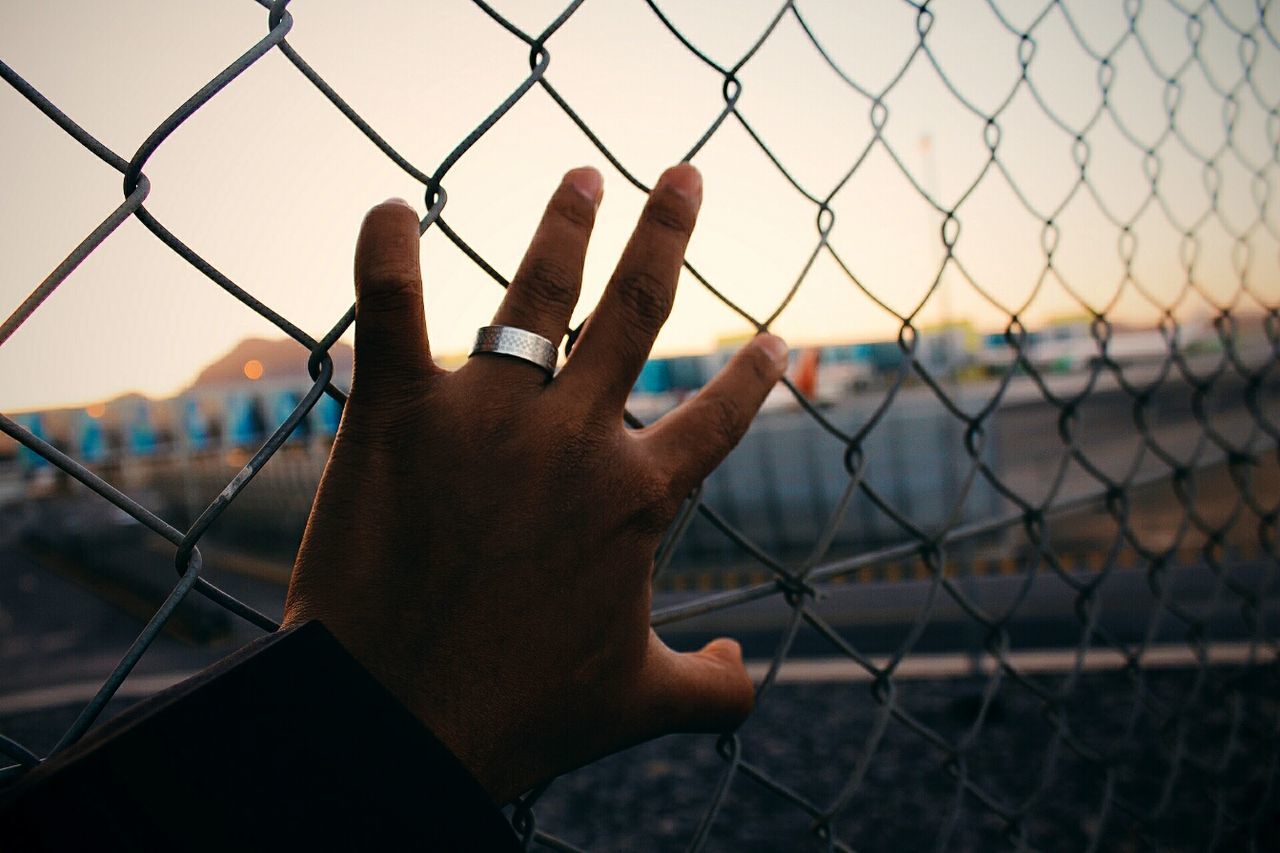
[{"xmin": 2, "ymin": 0, "xmax": 1277, "ymax": 411}]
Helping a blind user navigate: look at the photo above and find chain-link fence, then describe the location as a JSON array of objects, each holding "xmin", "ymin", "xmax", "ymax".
[{"xmin": 2, "ymin": 0, "xmax": 1279, "ymax": 849}]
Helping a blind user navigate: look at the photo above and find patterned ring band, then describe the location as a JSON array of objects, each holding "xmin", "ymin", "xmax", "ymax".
[{"xmin": 469, "ymin": 325, "xmax": 558, "ymax": 377}]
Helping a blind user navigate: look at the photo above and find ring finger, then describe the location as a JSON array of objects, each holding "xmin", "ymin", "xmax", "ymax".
[{"xmin": 477, "ymin": 167, "xmax": 603, "ymax": 381}]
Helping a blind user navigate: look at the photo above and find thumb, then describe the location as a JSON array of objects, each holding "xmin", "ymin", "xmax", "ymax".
[
  {"xmin": 643, "ymin": 634, "xmax": 755, "ymax": 734},
  {"xmin": 352, "ymin": 199, "xmax": 435, "ymax": 391}
]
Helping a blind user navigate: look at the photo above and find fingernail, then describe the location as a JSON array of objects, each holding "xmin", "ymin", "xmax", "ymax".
[
  {"xmin": 757, "ymin": 333, "xmax": 789, "ymax": 369},
  {"xmin": 657, "ymin": 163, "xmax": 702, "ymax": 206},
  {"xmin": 568, "ymin": 167, "xmax": 603, "ymax": 207},
  {"xmin": 386, "ymin": 197, "xmax": 414, "ymax": 209}
]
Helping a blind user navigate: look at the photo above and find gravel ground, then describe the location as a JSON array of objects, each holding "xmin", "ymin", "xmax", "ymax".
[{"xmin": 523, "ymin": 667, "xmax": 1280, "ymax": 852}]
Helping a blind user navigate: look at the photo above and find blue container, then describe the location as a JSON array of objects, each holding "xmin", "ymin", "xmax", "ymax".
[
  {"xmin": 78, "ymin": 411, "xmax": 106, "ymax": 463},
  {"xmin": 14, "ymin": 413, "xmax": 50, "ymax": 470},
  {"xmin": 128, "ymin": 401, "xmax": 157, "ymax": 456},
  {"xmin": 633, "ymin": 359, "xmax": 672, "ymax": 395},
  {"xmin": 182, "ymin": 398, "xmax": 209, "ymax": 451}
]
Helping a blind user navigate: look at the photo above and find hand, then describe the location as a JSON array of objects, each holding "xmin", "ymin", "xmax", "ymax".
[{"xmin": 283, "ymin": 163, "xmax": 789, "ymax": 803}]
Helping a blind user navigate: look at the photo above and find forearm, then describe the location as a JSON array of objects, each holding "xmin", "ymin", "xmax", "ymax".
[{"xmin": 0, "ymin": 622, "xmax": 518, "ymax": 852}]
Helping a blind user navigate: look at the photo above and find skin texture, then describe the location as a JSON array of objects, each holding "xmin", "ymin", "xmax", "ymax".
[{"xmin": 283, "ymin": 164, "xmax": 789, "ymax": 804}]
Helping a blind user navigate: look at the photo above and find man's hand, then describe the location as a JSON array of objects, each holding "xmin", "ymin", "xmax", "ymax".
[{"xmin": 283, "ymin": 164, "xmax": 789, "ymax": 803}]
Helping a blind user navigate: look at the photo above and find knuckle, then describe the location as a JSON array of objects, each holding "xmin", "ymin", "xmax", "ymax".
[
  {"xmin": 358, "ymin": 207, "xmax": 420, "ymax": 294},
  {"xmin": 519, "ymin": 257, "xmax": 579, "ymax": 316},
  {"xmin": 704, "ymin": 393, "xmax": 747, "ymax": 452},
  {"xmin": 548, "ymin": 422, "xmax": 609, "ymax": 479},
  {"xmin": 552, "ymin": 191, "xmax": 597, "ymax": 231},
  {"xmin": 356, "ymin": 276, "xmax": 419, "ymax": 316},
  {"xmin": 615, "ymin": 271, "xmax": 674, "ymax": 329},
  {"xmin": 742, "ymin": 344, "xmax": 779, "ymax": 388},
  {"xmin": 643, "ymin": 191, "xmax": 696, "ymax": 235},
  {"xmin": 627, "ymin": 471, "xmax": 679, "ymax": 537},
  {"xmin": 339, "ymin": 387, "xmax": 430, "ymax": 449},
  {"xmin": 359, "ymin": 257, "xmax": 420, "ymax": 313}
]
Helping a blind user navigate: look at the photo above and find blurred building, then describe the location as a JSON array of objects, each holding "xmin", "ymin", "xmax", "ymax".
[
  {"xmin": 0, "ymin": 315, "xmax": 1236, "ymax": 475},
  {"xmin": 4, "ymin": 338, "xmax": 353, "ymax": 474}
]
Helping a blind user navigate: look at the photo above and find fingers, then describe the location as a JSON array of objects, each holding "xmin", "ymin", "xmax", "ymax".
[
  {"xmin": 353, "ymin": 199, "xmax": 435, "ymax": 390},
  {"xmin": 642, "ymin": 633, "xmax": 754, "ymax": 733},
  {"xmin": 560, "ymin": 164, "xmax": 703, "ymax": 410},
  {"xmin": 490, "ymin": 168, "xmax": 601, "ymax": 349},
  {"xmin": 644, "ymin": 333, "xmax": 789, "ymax": 493}
]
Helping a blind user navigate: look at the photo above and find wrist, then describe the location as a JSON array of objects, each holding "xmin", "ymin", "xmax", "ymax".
[{"xmin": 283, "ymin": 607, "xmax": 528, "ymax": 802}]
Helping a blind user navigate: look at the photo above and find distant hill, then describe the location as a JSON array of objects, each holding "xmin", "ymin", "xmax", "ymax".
[{"xmin": 189, "ymin": 337, "xmax": 354, "ymax": 388}]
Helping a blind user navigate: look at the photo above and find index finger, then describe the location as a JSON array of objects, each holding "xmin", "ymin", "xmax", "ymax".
[
  {"xmin": 557, "ymin": 164, "xmax": 702, "ymax": 410},
  {"xmin": 352, "ymin": 199, "xmax": 436, "ymax": 392}
]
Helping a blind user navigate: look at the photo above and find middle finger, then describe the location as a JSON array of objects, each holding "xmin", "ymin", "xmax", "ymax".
[{"xmin": 557, "ymin": 163, "xmax": 702, "ymax": 410}]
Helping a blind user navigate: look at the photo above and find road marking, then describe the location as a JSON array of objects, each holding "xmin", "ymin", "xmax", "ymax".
[
  {"xmin": 0, "ymin": 672, "xmax": 199, "ymax": 715},
  {"xmin": 744, "ymin": 642, "xmax": 1277, "ymax": 683}
]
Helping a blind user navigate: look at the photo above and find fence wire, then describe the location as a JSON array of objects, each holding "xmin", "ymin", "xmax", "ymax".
[{"xmin": 2, "ymin": 0, "xmax": 1280, "ymax": 850}]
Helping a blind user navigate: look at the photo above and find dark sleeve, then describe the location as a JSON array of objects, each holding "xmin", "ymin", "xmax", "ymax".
[{"xmin": 0, "ymin": 620, "xmax": 519, "ymax": 852}]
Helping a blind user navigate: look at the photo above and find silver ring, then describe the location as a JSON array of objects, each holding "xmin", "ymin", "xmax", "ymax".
[{"xmin": 470, "ymin": 325, "xmax": 557, "ymax": 377}]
